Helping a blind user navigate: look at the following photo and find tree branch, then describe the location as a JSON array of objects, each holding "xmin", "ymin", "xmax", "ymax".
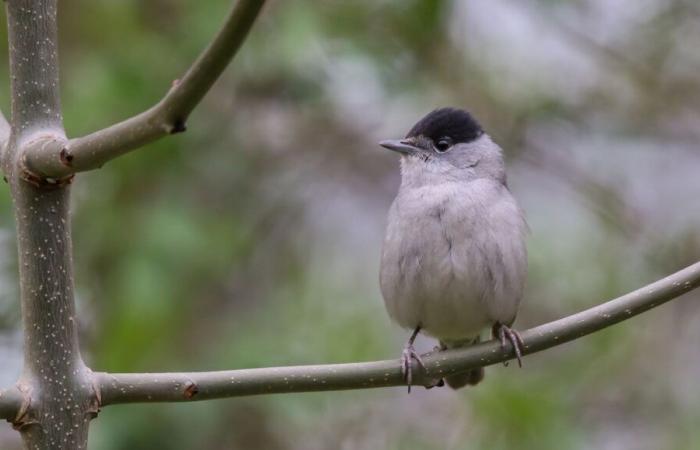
[
  {"xmin": 23, "ymin": 0, "xmax": 266, "ymax": 179},
  {"xmin": 96, "ymin": 261, "xmax": 700, "ymax": 405}
]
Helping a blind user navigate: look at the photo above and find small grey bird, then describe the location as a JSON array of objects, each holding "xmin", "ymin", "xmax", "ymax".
[{"xmin": 379, "ymin": 108, "xmax": 528, "ymax": 390}]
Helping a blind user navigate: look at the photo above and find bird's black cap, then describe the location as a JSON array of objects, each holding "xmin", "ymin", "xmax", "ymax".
[{"xmin": 406, "ymin": 107, "xmax": 483, "ymax": 144}]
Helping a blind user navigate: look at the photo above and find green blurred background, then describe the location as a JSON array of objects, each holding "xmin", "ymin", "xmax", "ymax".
[{"xmin": 1, "ymin": 0, "xmax": 700, "ymax": 449}]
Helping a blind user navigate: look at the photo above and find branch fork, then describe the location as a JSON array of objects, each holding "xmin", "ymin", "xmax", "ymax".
[
  {"xmin": 0, "ymin": 1, "xmax": 268, "ymax": 447},
  {"xmin": 19, "ymin": 133, "xmax": 73, "ymax": 187}
]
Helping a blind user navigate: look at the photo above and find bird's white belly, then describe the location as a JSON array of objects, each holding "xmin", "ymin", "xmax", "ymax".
[
  {"xmin": 381, "ymin": 230, "xmax": 492, "ymax": 341},
  {"xmin": 379, "ymin": 181, "xmax": 526, "ymax": 342}
]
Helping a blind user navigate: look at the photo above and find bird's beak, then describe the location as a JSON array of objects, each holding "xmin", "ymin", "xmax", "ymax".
[{"xmin": 379, "ymin": 139, "xmax": 420, "ymax": 155}]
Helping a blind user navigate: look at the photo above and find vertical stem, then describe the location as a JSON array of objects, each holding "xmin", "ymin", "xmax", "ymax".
[
  {"xmin": 6, "ymin": 1, "xmax": 63, "ymax": 135},
  {"xmin": 5, "ymin": 1, "xmax": 95, "ymax": 448},
  {"xmin": 11, "ymin": 184, "xmax": 95, "ymax": 449}
]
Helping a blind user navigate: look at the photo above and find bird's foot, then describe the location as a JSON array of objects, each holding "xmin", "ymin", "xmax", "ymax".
[
  {"xmin": 401, "ymin": 326, "xmax": 428, "ymax": 393},
  {"xmin": 410, "ymin": 345, "xmax": 446, "ymax": 389},
  {"xmin": 401, "ymin": 342, "xmax": 426, "ymax": 393},
  {"xmin": 492, "ymin": 322, "xmax": 525, "ymax": 368}
]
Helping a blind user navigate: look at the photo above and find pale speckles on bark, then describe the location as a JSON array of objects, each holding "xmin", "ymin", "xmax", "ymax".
[
  {"xmin": 10, "ymin": 180, "xmax": 94, "ymax": 449},
  {"xmin": 6, "ymin": 1, "xmax": 62, "ymax": 134},
  {"xmin": 5, "ymin": 0, "xmax": 96, "ymax": 448}
]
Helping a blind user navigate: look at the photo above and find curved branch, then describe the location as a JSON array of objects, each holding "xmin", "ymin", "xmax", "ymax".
[
  {"xmin": 23, "ymin": 0, "xmax": 266, "ymax": 179},
  {"xmin": 97, "ymin": 261, "xmax": 700, "ymax": 405}
]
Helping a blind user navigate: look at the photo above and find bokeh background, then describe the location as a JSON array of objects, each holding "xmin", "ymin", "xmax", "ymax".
[{"xmin": 1, "ymin": 0, "xmax": 700, "ymax": 448}]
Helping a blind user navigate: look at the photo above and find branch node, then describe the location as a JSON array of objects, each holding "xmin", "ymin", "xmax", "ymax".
[
  {"xmin": 87, "ymin": 375, "xmax": 102, "ymax": 419},
  {"xmin": 11, "ymin": 386, "xmax": 33, "ymax": 431},
  {"xmin": 19, "ymin": 163, "xmax": 74, "ymax": 189},
  {"xmin": 59, "ymin": 147, "xmax": 74, "ymax": 166},
  {"xmin": 169, "ymin": 118, "xmax": 187, "ymax": 135},
  {"xmin": 19, "ymin": 135, "xmax": 75, "ymax": 187},
  {"xmin": 183, "ymin": 381, "xmax": 199, "ymax": 399}
]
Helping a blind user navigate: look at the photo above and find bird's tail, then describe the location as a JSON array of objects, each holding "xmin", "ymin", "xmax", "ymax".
[{"xmin": 441, "ymin": 336, "xmax": 485, "ymax": 389}]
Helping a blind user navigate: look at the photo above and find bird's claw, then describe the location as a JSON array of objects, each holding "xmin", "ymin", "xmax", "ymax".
[
  {"xmin": 492, "ymin": 322, "xmax": 525, "ymax": 368},
  {"xmin": 399, "ymin": 326, "xmax": 445, "ymax": 392},
  {"xmin": 401, "ymin": 344, "xmax": 426, "ymax": 393}
]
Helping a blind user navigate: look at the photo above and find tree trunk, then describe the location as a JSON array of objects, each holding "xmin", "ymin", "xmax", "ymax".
[{"xmin": 4, "ymin": 1, "xmax": 96, "ymax": 448}]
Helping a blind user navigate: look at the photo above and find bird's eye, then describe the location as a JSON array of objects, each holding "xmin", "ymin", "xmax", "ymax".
[{"xmin": 435, "ymin": 138, "xmax": 452, "ymax": 153}]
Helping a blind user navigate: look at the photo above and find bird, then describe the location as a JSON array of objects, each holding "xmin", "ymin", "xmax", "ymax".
[{"xmin": 378, "ymin": 107, "xmax": 528, "ymax": 391}]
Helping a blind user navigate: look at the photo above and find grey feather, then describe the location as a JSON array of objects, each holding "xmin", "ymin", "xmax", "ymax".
[{"xmin": 380, "ymin": 128, "xmax": 528, "ymax": 388}]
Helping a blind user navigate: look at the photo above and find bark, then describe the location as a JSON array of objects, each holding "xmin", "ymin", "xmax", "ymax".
[{"xmin": 3, "ymin": 1, "xmax": 96, "ymax": 448}]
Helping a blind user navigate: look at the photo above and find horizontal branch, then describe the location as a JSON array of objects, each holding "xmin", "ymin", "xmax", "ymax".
[
  {"xmin": 96, "ymin": 261, "xmax": 700, "ymax": 405},
  {"xmin": 22, "ymin": 0, "xmax": 266, "ymax": 179}
]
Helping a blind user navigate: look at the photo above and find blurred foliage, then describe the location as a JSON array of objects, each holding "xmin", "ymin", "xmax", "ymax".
[{"xmin": 1, "ymin": 0, "xmax": 700, "ymax": 449}]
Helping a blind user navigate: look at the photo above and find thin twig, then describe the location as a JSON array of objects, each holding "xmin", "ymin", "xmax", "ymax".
[
  {"xmin": 95, "ymin": 261, "xmax": 700, "ymax": 405},
  {"xmin": 23, "ymin": 0, "xmax": 266, "ymax": 179}
]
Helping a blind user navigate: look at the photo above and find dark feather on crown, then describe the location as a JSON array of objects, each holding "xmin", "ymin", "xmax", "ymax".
[{"xmin": 406, "ymin": 107, "xmax": 483, "ymax": 144}]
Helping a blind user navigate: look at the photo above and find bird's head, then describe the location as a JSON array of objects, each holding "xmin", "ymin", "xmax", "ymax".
[{"xmin": 380, "ymin": 107, "xmax": 505, "ymax": 185}]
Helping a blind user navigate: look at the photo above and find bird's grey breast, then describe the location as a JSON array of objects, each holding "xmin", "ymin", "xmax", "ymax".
[{"xmin": 380, "ymin": 178, "xmax": 527, "ymax": 340}]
